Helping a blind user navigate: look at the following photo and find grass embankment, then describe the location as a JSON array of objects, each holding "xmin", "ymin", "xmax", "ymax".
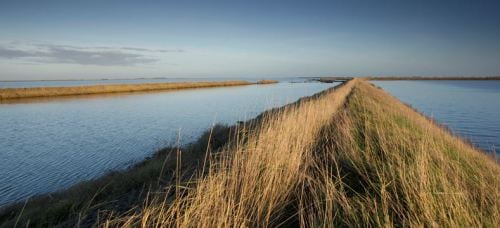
[
  {"xmin": 102, "ymin": 79, "xmax": 357, "ymax": 227},
  {"xmin": 106, "ymin": 80, "xmax": 498, "ymax": 227},
  {"xmin": 0, "ymin": 80, "xmax": 277, "ymax": 100},
  {"xmin": 2, "ymin": 80, "xmax": 498, "ymax": 227},
  {"xmin": 301, "ymin": 82, "xmax": 499, "ymax": 226}
]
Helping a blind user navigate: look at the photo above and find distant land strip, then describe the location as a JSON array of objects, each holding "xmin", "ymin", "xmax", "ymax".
[
  {"xmin": 0, "ymin": 80, "xmax": 278, "ymax": 100},
  {"xmin": 368, "ymin": 76, "xmax": 500, "ymax": 80},
  {"xmin": 315, "ymin": 76, "xmax": 500, "ymax": 83}
]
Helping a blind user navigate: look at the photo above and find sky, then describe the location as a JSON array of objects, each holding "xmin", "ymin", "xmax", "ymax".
[{"xmin": 0, "ymin": 0, "xmax": 499, "ymax": 80}]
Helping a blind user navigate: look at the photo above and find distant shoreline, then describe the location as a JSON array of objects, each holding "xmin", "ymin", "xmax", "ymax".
[
  {"xmin": 368, "ymin": 76, "xmax": 500, "ymax": 80},
  {"xmin": 313, "ymin": 76, "xmax": 500, "ymax": 83},
  {"xmin": 0, "ymin": 80, "xmax": 278, "ymax": 100}
]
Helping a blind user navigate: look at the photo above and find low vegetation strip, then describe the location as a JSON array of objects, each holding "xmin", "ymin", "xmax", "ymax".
[
  {"xmin": 0, "ymin": 80, "xmax": 273, "ymax": 100},
  {"xmin": 256, "ymin": 79, "xmax": 279, "ymax": 84}
]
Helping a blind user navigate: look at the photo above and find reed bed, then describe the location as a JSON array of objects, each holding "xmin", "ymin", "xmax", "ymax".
[
  {"xmin": 0, "ymin": 80, "xmax": 262, "ymax": 100},
  {"xmin": 104, "ymin": 80, "xmax": 499, "ymax": 227}
]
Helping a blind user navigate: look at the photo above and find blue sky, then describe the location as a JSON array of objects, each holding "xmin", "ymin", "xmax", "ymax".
[{"xmin": 1, "ymin": 0, "xmax": 499, "ymax": 80}]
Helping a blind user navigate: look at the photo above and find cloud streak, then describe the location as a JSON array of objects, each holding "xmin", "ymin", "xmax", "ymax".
[
  {"xmin": 0, "ymin": 47, "xmax": 45, "ymax": 59},
  {"xmin": 0, "ymin": 42, "xmax": 184, "ymax": 66},
  {"xmin": 31, "ymin": 43, "xmax": 185, "ymax": 53},
  {"xmin": 119, "ymin": 47, "xmax": 184, "ymax": 53}
]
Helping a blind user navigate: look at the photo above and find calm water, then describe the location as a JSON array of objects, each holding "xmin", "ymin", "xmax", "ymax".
[
  {"xmin": 0, "ymin": 77, "xmax": 298, "ymax": 88},
  {"xmin": 373, "ymin": 80, "xmax": 500, "ymax": 155},
  {"xmin": 0, "ymin": 82, "xmax": 334, "ymax": 206}
]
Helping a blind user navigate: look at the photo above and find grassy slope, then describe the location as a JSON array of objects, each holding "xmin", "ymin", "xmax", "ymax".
[
  {"xmin": 106, "ymin": 80, "xmax": 498, "ymax": 227},
  {"xmin": 0, "ymin": 80, "xmax": 265, "ymax": 100},
  {"xmin": 302, "ymin": 81, "xmax": 499, "ymax": 226}
]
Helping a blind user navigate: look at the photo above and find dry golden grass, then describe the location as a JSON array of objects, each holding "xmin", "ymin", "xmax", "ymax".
[
  {"xmin": 300, "ymin": 82, "xmax": 499, "ymax": 226},
  {"xmin": 0, "ymin": 80, "xmax": 256, "ymax": 100},
  {"xmin": 103, "ymin": 80, "xmax": 358, "ymax": 227},
  {"xmin": 103, "ymin": 80, "xmax": 499, "ymax": 227}
]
